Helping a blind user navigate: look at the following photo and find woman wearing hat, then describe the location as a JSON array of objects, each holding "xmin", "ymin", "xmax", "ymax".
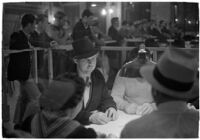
[
  {"xmin": 31, "ymin": 73, "xmax": 98, "ymax": 138},
  {"xmin": 66, "ymin": 37, "xmax": 118, "ymax": 125},
  {"xmin": 111, "ymin": 48, "xmax": 156, "ymax": 115},
  {"xmin": 121, "ymin": 48, "xmax": 199, "ymax": 138}
]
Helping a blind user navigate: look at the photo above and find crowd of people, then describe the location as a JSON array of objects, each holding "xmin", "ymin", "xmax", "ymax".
[{"xmin": 4, "ymin": 8, "xmax": 199, "ymax": 138}]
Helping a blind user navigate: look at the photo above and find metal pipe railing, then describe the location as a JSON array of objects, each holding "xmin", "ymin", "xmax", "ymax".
[{"xmin": 3, "ymin": 47, "xmax": 199, "ymax": 83}]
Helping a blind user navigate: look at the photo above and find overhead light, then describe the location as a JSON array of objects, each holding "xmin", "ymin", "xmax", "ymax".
[
  {"xmin": 175, "ymin": 18, "xmax": 178, "ymax": 22},
  {"xmin": 108, "ymin": 8, "xmax": 113, "ymax": 14},
  {"xmin": 49, "ymin": 15, "xmax": 55, "ymax": 24},
  {"xmin": 101, "ymin": 9, "xmax": 107, "ymax": 16},
  {"xmin": 188, "ymin": 20, "xmax": 192, "ymax": 24},
  {"xmin": 91, "ymin": 4, "xmax": 97, "ymax": 7}
]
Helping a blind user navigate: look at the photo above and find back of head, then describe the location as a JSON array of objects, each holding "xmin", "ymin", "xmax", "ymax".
[
  {"xmin": 36, "ymin": 14, "xmax": 47, "ymax": 24},
  {"xmin": 82, "ymin": 9, "xmax": 93, "ymax": 18},
  {"xmin": 21, "ymin": 14, "xmax": 35, "ymax": 28}
]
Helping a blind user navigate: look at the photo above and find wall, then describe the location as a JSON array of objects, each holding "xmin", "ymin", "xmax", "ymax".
[{"xmin": 151, "ymin": 2, "xmax": 171, "ymax": 22}]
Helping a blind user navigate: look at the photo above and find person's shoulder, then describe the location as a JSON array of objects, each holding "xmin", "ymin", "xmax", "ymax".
[
  {"xmin": 121, "ymin": 113, "xmax": 157, "ymax": 137},
  {"xmin": 92, "ymin": 69, "xmax": 105, "ymax": 80},
  {"xmin": 10, "ymin": 31, "xmax": 22, "ymax": 39}
]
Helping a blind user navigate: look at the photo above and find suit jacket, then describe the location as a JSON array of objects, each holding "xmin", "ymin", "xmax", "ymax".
[
  {"xmin": 108, "ymin": 26, "xmax": 123, "ymax": 44},
  {"xmin": 66, "ymin": 64, "xmax": 117, "ymax": 125},
  {"xmin": 7, "ymin": 30, "xmax": 31, "ymax": 81},
  {"xmin": 72, "ymin": 19, "xmax": 94, "ymax": 41},
  {"xmin": 121, "ymin": 101, "xmax": 199, "ymax": 138}
]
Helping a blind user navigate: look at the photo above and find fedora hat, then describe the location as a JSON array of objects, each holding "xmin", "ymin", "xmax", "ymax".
[
  {"xmin": 72, "ymin": 37, "xmax": 99, "ymax": 59},
  {"xmin": 39, "ymin": 78, "xmax": 76, "ymax": 111},
  {"xmin": 140, "ymin": 47, "xmax": 198, "ymax": 99}
]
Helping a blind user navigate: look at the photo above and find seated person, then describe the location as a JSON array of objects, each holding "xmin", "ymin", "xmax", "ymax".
[
  {"xmin": 121, "ymin": 47, "xmax": 199, "ymax": 138},
  {"xmin": 67, "ymin": 37, "xmax": 118, "ymax": 125},
  {"xmin": 111, "ymin": 49, "xmax": 156, "ymax": 115},
  {"xmin": 31, "ymin": 73, "xmax": 98, "ymax": 138}
]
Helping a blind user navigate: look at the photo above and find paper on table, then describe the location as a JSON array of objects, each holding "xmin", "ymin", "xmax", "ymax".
[{"xmin": 86, "ymin": 110, "xmax": 141, "ymax": 138}]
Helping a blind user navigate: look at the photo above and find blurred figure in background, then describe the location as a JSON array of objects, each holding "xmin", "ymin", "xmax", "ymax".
[
  {"xmin": 29, "ymin": 14, "xmax": 53, "ymax": 80},
  {"xmin": 108, "ymin": 17, "xmax": 124, "ymax": 45},
  {"xmin": 72, "ymin": 9, "xmax": 104, "ymax": 46},
  {"xmin": 7, "ymin": 14, "xmax": 41, "ymax": 131},
  {"xmin": 47, "ymin": 11, "xmax": 74, "ymax": 77},
  {"xmin": 119, "ymin": 20, "xmax": 132, "ymax": 39},
  {"xmin": 48, "ymin": 11, "xmax": 72, "ymax": 45}
]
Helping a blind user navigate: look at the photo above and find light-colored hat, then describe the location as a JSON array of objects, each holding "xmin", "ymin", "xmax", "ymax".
[{"xmin": 140, "ymin": 47, "xmax": 198, "ymax": 99}]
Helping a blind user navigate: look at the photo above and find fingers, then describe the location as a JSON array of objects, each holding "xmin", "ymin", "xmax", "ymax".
[
  {"xmin": 112, "ymin": 112, "xmax": 119, "ymax": 121},
  {"xmin": 106, "ymin": 108, "xmax": 118, "ymax": 121},
  {"xmin": 105, "ymin": 109, "xmax": 112, "ymax": 119},
  {"xmin": 90, "ymin": 112, "xmax": 110, "ymax": 125},
  {"xmin": 136, "ymin": 103, "xmax": 154, "ymax": 115},
  {"xmin": 98, "ymin": 113, "xmax": 110, "ymax": 124}
]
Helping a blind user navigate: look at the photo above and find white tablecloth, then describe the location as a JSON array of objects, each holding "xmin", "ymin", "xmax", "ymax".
[{"xmin": 86, "ymin": 110, "xmax": 141, "ymax": 137}]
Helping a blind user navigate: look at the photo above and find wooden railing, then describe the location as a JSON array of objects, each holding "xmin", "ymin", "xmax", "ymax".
[{"xmin": 2, "ymin": 46, "xmax": 199, "ymax": 84}]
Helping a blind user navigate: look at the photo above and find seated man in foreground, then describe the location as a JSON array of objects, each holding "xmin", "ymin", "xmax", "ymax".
[
  {"xmin": 66, "ymin": 37, "xmax": 118, "ymax": 125},
  {"xmin": 111, "ymin": 49, "xmax": 156, "ymax": 115},
  {"xmin": 121, "ymin": 47, "xmax": 199, "ymax": 138}
]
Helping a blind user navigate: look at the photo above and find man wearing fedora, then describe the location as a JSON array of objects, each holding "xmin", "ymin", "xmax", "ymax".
[
  {"xmin": 121, "ymin": 48, "xmax": 199, "ymax": 138},
  {"xmin": 66, "ymin": 37, "xmax": 117, "ymax": 125}
]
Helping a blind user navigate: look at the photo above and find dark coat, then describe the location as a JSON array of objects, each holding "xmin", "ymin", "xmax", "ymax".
[
  {"xmin": 7, "ymin": 30, "xmax": 31, "ymax": 81},
  {"xmin": 72, "ymin": 19, "xmax": 94, "ymax": 41},
  {"xmin": 108, "ymin": 26, "xmax": 123, "ymax": 44},
  {"xmin": 66, "ymin": 64, "xmax": 117, "ymax": 125}
]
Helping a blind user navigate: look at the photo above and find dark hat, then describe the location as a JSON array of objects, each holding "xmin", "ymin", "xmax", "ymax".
[{"xmin": 72, "ymin": 37, "xmax": 99, "ymax": 59}]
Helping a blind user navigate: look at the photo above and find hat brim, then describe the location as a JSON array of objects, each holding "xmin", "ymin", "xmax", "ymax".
[
  {"xmin": 74, "ymin": 48, "xmax": 99, "ymax": 59},
  {"xmin": 140, "ymin": 65, "xmax": 197, "ymax": 99}
]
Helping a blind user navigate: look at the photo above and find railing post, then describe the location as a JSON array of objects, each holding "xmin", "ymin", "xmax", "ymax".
[
  {"xmin": 152, "ymin": 49, "xmax": 158, "ymax": 62},
  {"xmin": 48, "ymin": 48, "xmax": 53, "ymax": 83},
  {"xmin": 121, "ymin": 42, "xmax": 127, "ymax": 65},
  {"xmin": 33, "ymin": 48, "xmax": 38, "ymax": 84}
]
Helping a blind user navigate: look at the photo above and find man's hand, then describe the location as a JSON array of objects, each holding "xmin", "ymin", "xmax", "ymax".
[
  {"xmin": 105, "ymin": 107, "xmax": 118, "ymax": 121},
  {"xmin": 136, "ymin": 103, "xmax": 154, "ymax": 115},
  {"xmin": 89, "ymin": 112, "xmax": 110, "ymax": 125},
  {"xmin": 124, "ymin": 103, "xmax": 138, "ymax": 114}
]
